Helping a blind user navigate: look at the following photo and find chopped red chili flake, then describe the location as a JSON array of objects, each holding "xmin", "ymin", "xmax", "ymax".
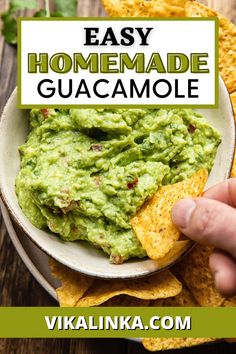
[
  {"xmin": 127, "ymin": 176, "xmax": 139, "ymax": 189},
  {"xmin": 41, "ymin": 109, "xmax": 49, "ymax": 118},
  {"xmin": 188, "ymin": 124, "xmax": 196, "ymax": 134},
  {"xmin": 91, "ymin": 144, "xmax": 103, "ymax": 152}
]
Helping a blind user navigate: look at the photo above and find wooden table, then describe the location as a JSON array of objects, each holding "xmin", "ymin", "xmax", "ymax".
[{"xmin": 0, "ymin": 0, "xmax": 236, "ymax": 353}]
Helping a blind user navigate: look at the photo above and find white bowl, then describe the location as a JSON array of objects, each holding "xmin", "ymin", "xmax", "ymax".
[{"xmin": 0, "ymin": 81, "xmax": 235, "ymax": 279}]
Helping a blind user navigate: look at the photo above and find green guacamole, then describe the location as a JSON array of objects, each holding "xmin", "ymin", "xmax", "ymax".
[{"xmin": 16, "ymin": 108, "xmax": 221, "ymax": 263}]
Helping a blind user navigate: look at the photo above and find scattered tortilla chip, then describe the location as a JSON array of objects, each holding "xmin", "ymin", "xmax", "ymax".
[
  {"xmin": 131, "ymin": 170, "xmax": 208, "ymax": 260},
  {"xmin": 102, "ymin": 0, "xmax": 187, "ymax": 17},
  {"xmin": 102, "ymin": 295, "xmax": 150, "ymax": 306},
  {"xmin": 142, "ymin": 337, "xmax": 216, "ymax": 351},
  {"xmin": 76, "ymin": 270, "xmax": 182, "ymax": 307},
  {"xmin": 102, "ymin": 0, "xmax": 129, "ymax": 17},
  {"xmin": 49, "ymin": 259, "xmax": 94, "ymax": 307},
  {"xmin": 185, "ymin": 1, "xmax": 236, "ymax": 93},
  {"xmin": 230, "ymin": 91, "xmax": 236, "ymax": 122},
  {"xmin": 162, "ymin": 0, "xmax": 188, "ymax": 6},
  {"xmin": 139, "ymin": 1, "xmax": 186, "ymax": 17},
  {"xmin": 144, "ymin": 279, "xmax": 216, "ymax": 352},
  {"xmin": 174, "ymin": 245, "xmax": 225, "ymax": 307},
  {"xmin": 185, "ymin": 1, "xmax": 216, "ymax": 17},
  {"xmin": 152, "ymin": 283, "xmax": 199, "ymax": 307},
  {"xmin": 223, "ymin": 296, "xmax": 236, "ymax": 307}
]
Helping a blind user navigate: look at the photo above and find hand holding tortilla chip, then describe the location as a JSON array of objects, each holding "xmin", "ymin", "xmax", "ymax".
[{"xmin": 172, "ymin": 178, "xmax": 236, "ymax": 297}]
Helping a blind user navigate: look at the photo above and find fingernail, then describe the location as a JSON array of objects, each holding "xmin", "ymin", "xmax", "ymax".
[{"xmin": 171, "ymin": 199, "xmax": 196, "ymax": 228}]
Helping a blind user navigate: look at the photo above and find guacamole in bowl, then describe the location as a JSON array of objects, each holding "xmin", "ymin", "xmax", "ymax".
[{"xmin": 15, "ymin": 108, "xmax": 221, "ymax": 264}]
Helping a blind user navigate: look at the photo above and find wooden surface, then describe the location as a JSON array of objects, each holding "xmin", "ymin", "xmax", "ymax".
[{"xmin": 0, "ymin": 0, "xmax": 236, "ymax": 353}]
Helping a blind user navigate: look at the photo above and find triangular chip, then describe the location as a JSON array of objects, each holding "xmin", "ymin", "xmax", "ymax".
[
  {"xmin": 102, "ymin": 295, "xmax": 150, "ymax": 306},
  {"xmin": 223, "ymin": 296, "xmax": 236, "ymax": 307},
  {"xmin": 185, "ymin": 1, "xmax": 216, "ymax": 17},
  {"xmin": 102, "ymin": 0, "xmax": 129, "ymax": 17},
  {"xmin": 131, "ymin": 170, "xmax": 208, "ymax": 260},
  {"xmin": 138, "ymin": 1, "xmax": 186, "ymax": 17},
  {"xmin": 174, "ymin": 245, "xmax": 225, "ymax": 307},
  {"xmin": 230, "ymin": 91, "xmax": 236, "ymax": 122},
  {"xmin": 185, "ymin": 1, "xmax": 236, "ymax": 93},
  {"xmin": 144, "ymin": 281, "xmax": 217, "ymax": 350},
  {"xmin": 102, "ymin": 0, "xmax": 187, "ymax": 17},
  {"xmin": 153, "ymin": 240, "xmax": 192, "ymax": 270},
  {"xmin": 142, "ymin": 337, "xmax": 216, "ymax": 351},
  {"xmin": 76, "ymin": 270, "xmax": 182, "ymax": 307},
  {"xmin": 152, "ymin": 283, "xmax": 199, "ymax": 307},
  {"xmin": 49, "ymin": 259, "xmax": 94, "ymax": 307}
]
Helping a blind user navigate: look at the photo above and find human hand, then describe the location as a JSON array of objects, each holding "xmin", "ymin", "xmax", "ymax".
[{"xmin": 171, "ymin": 178, "xmax": 236, "ymax": 297}]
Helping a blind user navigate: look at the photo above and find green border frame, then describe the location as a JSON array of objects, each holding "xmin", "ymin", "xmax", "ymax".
[{"xmin": 17, "ymin": 17, "xmax": 219, "ymax": 109}]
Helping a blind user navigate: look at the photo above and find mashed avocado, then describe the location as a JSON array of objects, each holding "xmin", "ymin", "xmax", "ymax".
[{"xmin": 16, "ymin": 108, "xmax": 221, "ymax": 263}]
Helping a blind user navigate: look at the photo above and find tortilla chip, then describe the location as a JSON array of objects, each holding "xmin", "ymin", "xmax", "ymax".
[
  {"xmin": 185, "ymin": 1, "xmax": 236, "ymax": 93},
  {"xmin": 102, "ymin": 0, "xmax": 129, "ymax": 17},
  {"xmin": 131, "ymin": 170, "xmax": 208, "ymax": 260},
  {"xmin": 144, "ymin": 280, "xmax": 216, "ymax": 352},
  {"xmin": 140, "ymin": 1, "xmax": 186, "ymax": 17},
  {"xmin": 102, "ymin": 295, "xmax": 150, "ymax": 306},
  {"xmin": 153, "ymin": 240, "xmax": 192, "ymax": 270},
  {"xmin": 152, "ymin": 283, "xmax": 199, "ymax": 307},
  {"xmin": 161, "ymin": 0, "xmax": 188, "ymax": 6},
  {"xmin": 185, "ymin": 1, "xmax": 216, "ymax": 17},
  {"xmin": 102, "ymin": 0, "xmax": 187, "ymax": 17},
  {"xmin": 174, "ymin": 245, "xmax": 225, "ymax": 307},
  {"xmin": 142, "ymin": 337, "xmax": 215, "ymax": 351},
  {"xmin": 231, "ymin": 92, "xmax": 236, "ymax": 122},
  {"xmin": 49, "ymin": 259, "xmax": 94, "ymax": 307},
  {"xmin": 76, "ymin": 270, "xmax": 182, "ymax": 307},
  {"xmin": 223, "ymin": 296, "xmax": 236, "ymax": 307}
]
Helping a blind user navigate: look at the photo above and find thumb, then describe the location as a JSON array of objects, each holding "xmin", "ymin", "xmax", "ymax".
[{"xmin": 171, "ymin": 197, "xmax": 236, "ymax": 258}]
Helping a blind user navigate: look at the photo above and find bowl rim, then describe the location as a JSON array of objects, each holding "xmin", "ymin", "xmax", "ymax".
[{"xmin": 0, "ymin": 82, "xmax": 235, "ymax": 279}]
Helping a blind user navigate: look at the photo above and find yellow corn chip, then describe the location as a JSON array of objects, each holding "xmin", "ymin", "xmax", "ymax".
[
  {"xmin": 140, "ymin": 1, "xmax": 186, "ymax": 17},
  {"xmin": 231, "ymin": 91, "xmax": 236, "ymax": 121},
  {"xmin": 142, "ymin": 337, "xmax": 216, "ymax": 351},
  {"xmin": 185, "ymin": 1, "xmax": 216, "ymax": 17},
  {"xmin": 102, "ymin": 295, "xmax": 150, "ymax": 306},
  {"xmin": 223, "ymin": 296, "xmax": 236, "ymax": 307},
  {"xmin": 175, "ymin": 245, "xmax": 225, "ymax": 307},
  {"xmin": 162, "ymin": 0, "xmax": 188, "ymax": 6},
  {"xmin": 102, "ymin": 0, "xmax": 187, "ymax": 17},
  {"xmin": 144, "ymin": 282, "xmax": 217, "ymax": 351},
  {"xmin": 102, "ymin": 0, "xmax": 129, "ymax": 17},
  {"xmin": 152, "ymin": 283, "xmax": 198, "ymax": 307},
  {"xmin": 49, "ymin": 259, "xmax": 94, "ymax": 307},
  {"xmin": 131, "ymin": 170, "xmax": 208, "ymax": 260},
  {"xmin": 153, "ymin": 240, "xmax": 192, "ymax": 270},
  {"xmin": 185, "ymin": 1, "xmax": 236, "ymax": 93},
  {"xmin": 76, "ymin": 270, "xmax": 182, "ymax": 307}
]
